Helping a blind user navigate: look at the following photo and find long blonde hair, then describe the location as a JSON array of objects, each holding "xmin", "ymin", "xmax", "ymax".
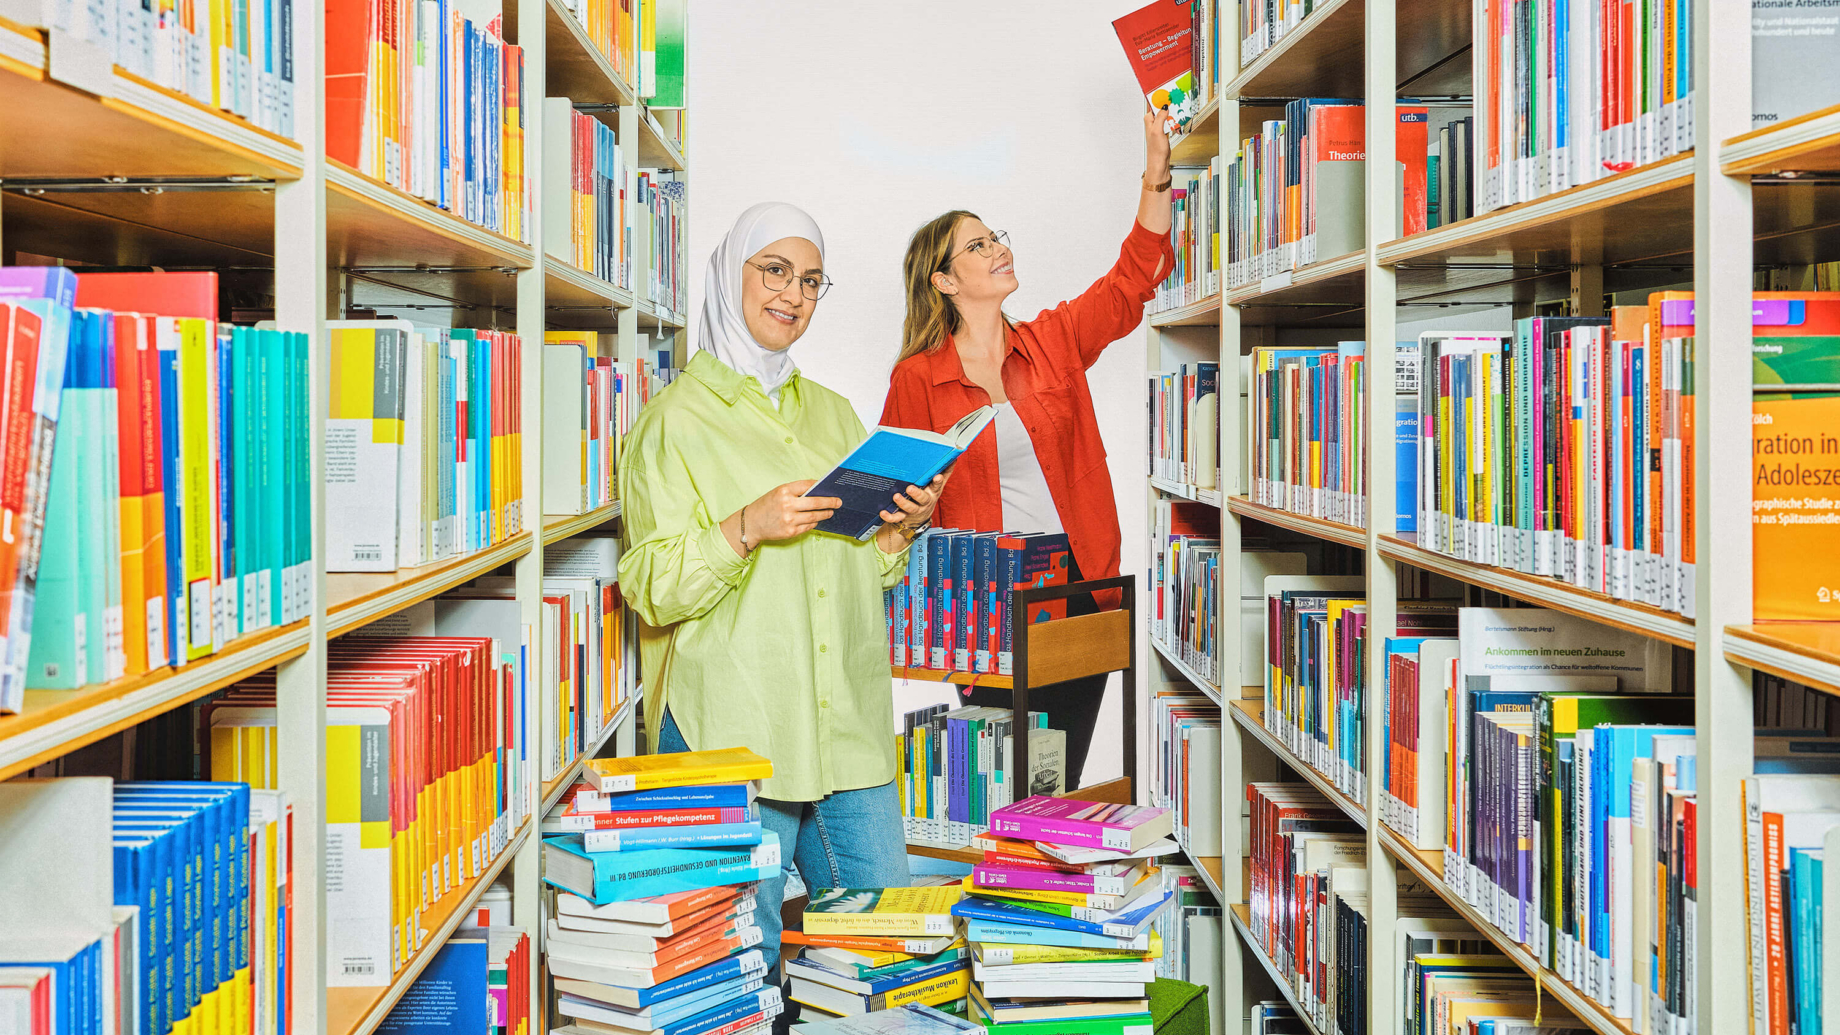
[{"xmin": 898, "ymin": 209, "xmax": 979, "ymax": 361}]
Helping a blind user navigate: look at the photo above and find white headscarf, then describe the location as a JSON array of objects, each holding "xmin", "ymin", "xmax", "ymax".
[{"xmin": 697, "ymin": 202, "xmax": 825, "ymax": 404}]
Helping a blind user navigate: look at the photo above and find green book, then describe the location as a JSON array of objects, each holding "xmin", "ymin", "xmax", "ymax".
[
  {"xmin": 27, "ymin": 374, "xmax": 86, "ymax": 688},
  {"xmin": 1754, "ymin": 334, "xmax": 1840, "ymax": 387},
  {"xmin": 969, "ymin": 1000, "xmax": 1154, "ymax": 1035}
]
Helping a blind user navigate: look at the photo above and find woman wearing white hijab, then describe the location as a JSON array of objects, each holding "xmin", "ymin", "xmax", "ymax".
[{"xmin": 617, "ymin": 203, "xmax": 945, "ymax": 1010}]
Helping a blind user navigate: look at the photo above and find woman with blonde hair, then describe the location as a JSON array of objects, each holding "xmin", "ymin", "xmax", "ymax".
[{"xmin": 879, "ymin": 107, "xmax": 1175, "ymax": 787}]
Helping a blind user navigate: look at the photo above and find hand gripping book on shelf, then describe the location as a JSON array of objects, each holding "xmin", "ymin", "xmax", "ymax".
[{"xmin": 805, "ymin": 406, "xmax": 996, "ymax": 541}]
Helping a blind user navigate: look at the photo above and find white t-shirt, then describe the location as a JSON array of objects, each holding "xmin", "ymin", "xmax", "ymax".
[{"xmin": 994, "ymin": 401, "xmax": 1064, "ymax": 534}]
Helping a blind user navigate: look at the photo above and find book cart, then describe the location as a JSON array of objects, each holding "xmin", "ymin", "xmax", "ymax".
[
  {"xmin": 0, "ymin": 2, "xmax": 685, "ymax": 1033},
  {"xmin": 1144, "ymin": 0, "xmax": 1840, "ymax": 1032},
  {"xmin": 898, "ymin": 573, "xmax": 1141, "ymax": 863}
]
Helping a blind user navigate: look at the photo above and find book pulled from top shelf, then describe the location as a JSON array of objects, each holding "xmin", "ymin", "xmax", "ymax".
[
  {"xmin": 810, "ymin": 407, "xmax": 995, "ymax": 542},
  {"xmin": 1149, "ymin": 499, "xmax": 1219, "ymax": 683},
  {"xmin": 543, "ymin": 333, "xmax": 637, "ymax": 517},
  {"xmin": 0, "ymin": 270, "xmax": 312, "ymax": 713},
  {"xmin": 325, "ymin": 321, "xmax": 523, "ymax": 572},
  {"xmin": 326, "ymin": 0, "xmax": 528, "ymax": 239},
  {"xmin": 1147, "ymin": 363, "xmax": 1219, "ymax": 490},
  {"xmin": 898, "ymin": 704, "xmax": 1062, "ymax": 847},
  {"xmin": 377, "ymin": 926, "xmax": 530, "ymax": 1035},
  {"xmin": 1225, "ymin": 100, "xmax": 1428, "ymax": 288},
  {"xmin": 1471, "ymin": 0, "xmax": 1693, "ymax": 215},
  {"xmin": 28, "ymin": 0, "xmax": 296, "ymax": 138},
  {"xmin": 887, "ymin": 528, "xmax": 1069, "ymax": 678},
  {"xmin": 1111, "ymin": 0, "xmax": 1216, "ymax": 137},
  {"xmin": 1151, "ymin": 160, "xmax": 1221, "ymax": 313},
  {"xmin": 1149, "ymin": 689, "xmax": 1220, "ymax": 855},
  {"xmin": 1246, "ymin": 341, "xmax": 1420, "ymax": 531},
  {"xmin": 543, "ymin": 102, "xmax": 638, "ymax": 289},
  {"xmin": 204, "ymin": 633, "xmax": 529, "ymax": 985}
]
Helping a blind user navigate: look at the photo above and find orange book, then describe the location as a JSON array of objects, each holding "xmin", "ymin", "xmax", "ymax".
[{"xmin": 1752, "ymin": 391, "xmax": 1840, "ymax": 619}]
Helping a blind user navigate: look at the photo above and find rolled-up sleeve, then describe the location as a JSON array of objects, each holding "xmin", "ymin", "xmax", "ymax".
[
  {"xmin": 617, "ymin": 444, "xmax": 752, "ymax": 628},
  {"xmin": 1038, "ymin": 218, "xmax": 1176, "ymax": 370}
]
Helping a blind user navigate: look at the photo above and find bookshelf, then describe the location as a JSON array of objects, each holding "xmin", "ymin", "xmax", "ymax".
[
  {"xmin": 0, "ymin": 0, "xmax": 680, "ymax": 1031},
  {"xmin": 1148, "ymin": 0, "xmax": 1771, "ymax": 1032}
]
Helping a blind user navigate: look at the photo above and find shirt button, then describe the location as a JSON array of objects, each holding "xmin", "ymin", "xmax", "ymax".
[
  {"xmin": 819, "ymin": 644, "xmax": 829, "ymax": 653},
  {"xmin": 818, "ymin": 589, "xmax": 827, "ymax": 598},
  {"xmin": 784, "ymin": 436, "xmax": 794, "ymax": 444},
  {"xmin": 821, "ymin": 700, "xmax": 831, "ymax": 709}
]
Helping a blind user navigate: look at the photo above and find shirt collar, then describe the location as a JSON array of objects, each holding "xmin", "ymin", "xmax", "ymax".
[
  {"xmin": 686, "ymin": 349, "xmax": 800, "ymax": 405},
  {"xmin": 927, "ymin": 328, "xmax": 1017, "ymax": 387}
]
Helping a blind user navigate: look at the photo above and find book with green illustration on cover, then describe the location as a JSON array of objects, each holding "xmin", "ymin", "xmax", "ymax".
[{"xmin": 803, "ymin": 887, "xmax": 964, "ymax": 938}]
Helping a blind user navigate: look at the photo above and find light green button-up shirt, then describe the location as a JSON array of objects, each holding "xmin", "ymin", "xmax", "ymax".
[{"xmin": 617, "ymin": 350, "xmax": 908, "ymax": 802}]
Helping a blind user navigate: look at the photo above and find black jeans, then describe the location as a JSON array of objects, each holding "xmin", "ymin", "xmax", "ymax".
[{"xmin": 962, "ymin": 570, "xmax": 1108, "ymax": 791}]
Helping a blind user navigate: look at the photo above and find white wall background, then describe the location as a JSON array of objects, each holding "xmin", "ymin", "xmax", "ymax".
[{"xmin": 685, "ymin": 0, "xmax": 1156, "ymax": 788}]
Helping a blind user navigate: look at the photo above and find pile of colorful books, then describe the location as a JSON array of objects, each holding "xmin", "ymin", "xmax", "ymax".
[
  {"xmin": 786, "ymin": 884, "xmax": 972, "ymax": 1019},
  {"xmin": 955, "ymin": 796, "xmax": 1179, "ymax": 1034},
  {"xmin": 542, "ymin": 747, "xmax": 784, "ymax": 1035}
]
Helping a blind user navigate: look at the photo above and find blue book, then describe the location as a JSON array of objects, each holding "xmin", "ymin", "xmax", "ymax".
[
  {"xmin": 562, "ymin": 972, "xmax": 767, "ymax": 1030},
  {"xmin": 574, "ymin": 821, "xmax": 764, "ymax": 852},
  {"xmin": 962, "ymin": 920, "xmax": 1150, "ymax": 952},
  {"xmin": 653, "ymin": 987, "xmax": 781, "ymax": 1035},
  {"xmin": 543, "ymin": 830, "xmax": 780, "ymax": 904},
  {"xmin": 952, "ymin": 887, "xmax": 1172, "ymax": 940},
  {"xmin": 973, "ymin": 533, "xmax": 997, "ymax": 672},
  {"xmin": 564, "ymin": 950, "xmax": 769, "ymax": 1010},
  {"xmin": 784, "ymin": 954, "xmax": 968, "ymax": 996},
  {"xmin": 805, "ymin": 408, "xmax": 996, "ymax": 541},
  {"xmin": 8, "ymin": 938, "xmax": 102, "ymax": 1035},
  {"xmin": 1790, "ymin": 847, "xmax": 1822, "ymax": 1035},
  {"xmin": 376, "ymin": 934, "xmax": 487, "ymax": 1035},
  {"xmin": 590, "ymin": 784, "xmax": 757, "ymax": 813}
]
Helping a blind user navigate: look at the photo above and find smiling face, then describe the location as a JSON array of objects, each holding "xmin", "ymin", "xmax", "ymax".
[
  {"xmin": 740, "ymin": 236, "xmax": 822, "ymax": 351},
  {"xmin": 931, "ymin": 216, "xmax": 1017, "ymax": 308}
]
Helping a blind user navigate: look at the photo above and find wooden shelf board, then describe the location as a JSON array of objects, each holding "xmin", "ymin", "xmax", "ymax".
[
  {"xmin": 0, "ymin": 189, "xmax": 278, "ymax": 267},
  {"xmin": 539, "ymin": 693, "xmax": 637, "ymax": 811},
  {"xmin": 1226, "ymin": 903, "xmax": 1330, "ymax": 1035},
  {"xmin": 1149, "ymin": 292, "xmax": 1222, "ymax": 327},
  {"xmin": 0, "ymin": 621, "xmax": 310, "ymax": 781},
  {"xmin": 1192, "ymin": 854, "xmax": 1226, "ymax": 904},
  {"xmin": 542, "ymin": 502, "xmax": 622, "ymax": 545},
  {"xmin": 327, "ymin": 533, "xmax": 534, "ymax": 638},
  {"xmin": 1378, "ymin": 823, "xmax": 1638, "ymax": 1035},
  {"xmin": 1722, "ymin": 102, "xmax": 1840, "ymax": 176},
  {"xmin": 1228, "ymin": 0, "xmax": 1469, "ymax": 101},
  {"xmin": 0, "ymin": 39, "xmax": 301, "ymax": 179},
  {"xmin": 639, "ymin": 301, "xmax": 686, "ymax": 330},
  {"xmin": 1226, "ymin": 496, "xmax": 1368, "ymax": 550},
  {"xmin": 637, "ymin": 110, "xmax": 686, "ymax": 172},
  {"xmin": 892, "ymin": 666, "xmax": 1013, "ymax": 689},
  {"xmin": 327, "ymin": 161, "xmax": 534, "ymax": 273},
  {"xmin": 1376, "ymin": 155, "xmax": 1695, "ymax": 269},
  {"xmin": 1149, "ymin": 477, "xmax": 1222, "ymax": 507},
  {"xmin": 1169, "ymin": 98, "xmax": 1220, "ymax": 168},
  {"xmin": 546, "ymin": 261, "xmax": 635, "ymax": 317},
  {"xmin": 1226, "ymin": 250, "xmax": 1365, "ymax": 308},
  {"xmin": 1151, "ymin": 637, "xmax": 1222, "ymax": 705},
  {"xmin": 511, "ymin": 0, "xmax": 636, "ymax": 106},
  {"xmin": 1376, "ymin": 533, "xmax": 1695, "ymax": 648},
  {"xmin": 1227, "ymin": 697, "xmax": 1368, "ymax": 828},
  {"xmin": 901, "ymin": 778, "xmax": 1134, "ymax": 864},
  {"xmin": 327, "ymin": 821, "xmax": 531, "ymax": 1035},
  {"xmin": 1725, "ymin": 623, "xmax": 1840, "ymax": 698}
]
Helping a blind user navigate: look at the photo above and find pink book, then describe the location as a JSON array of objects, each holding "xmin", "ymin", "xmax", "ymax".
[
  {"xmin": 987, "ymin": 797, "xmax": 1174, "ymax": 852},
  {"xmin": 971, "ymin": 862, "xmax": 1143, "ymax": 896}
]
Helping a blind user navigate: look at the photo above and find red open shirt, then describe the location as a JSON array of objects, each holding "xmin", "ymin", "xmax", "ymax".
[{"xmin": 879, "ymin": 219, "xmax": 1173, "ymax": 586}]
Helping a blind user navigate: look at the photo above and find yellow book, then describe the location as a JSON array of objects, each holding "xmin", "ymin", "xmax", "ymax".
[
  {"xmin": 974, "ymin": 930, "xmax": 1163, "ymax": 966},
  {"xmin": 583, "ymin": 746, "xmax": 772, "ymax": 793},
  {"xmin": 803, "ymin": 886, "xmax": 962, "ymax": 938}
]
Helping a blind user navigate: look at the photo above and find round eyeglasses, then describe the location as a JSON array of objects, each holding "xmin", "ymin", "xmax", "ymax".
[
  {"xmin": 748, "ymin": 260, "xmax": 833, "ymax": 301},
  {"xmin": 940, "ymin": 229, "xmax": 1010, "ymax": 270}
]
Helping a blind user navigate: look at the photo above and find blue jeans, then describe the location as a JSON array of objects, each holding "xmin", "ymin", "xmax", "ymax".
[{"xmin": 656, "ymin": 710, "xmax": 910, "ymax": 975}]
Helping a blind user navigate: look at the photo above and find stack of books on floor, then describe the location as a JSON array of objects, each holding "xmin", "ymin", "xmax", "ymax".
[
  {"xmin": 542, "ymin": 747, "xmax": 784, "ymax": 1035},
  {"xmin": 789, "ymin": 1004, "xmax": 983, "ymax": 1034},
  {"xmin": 953, "ymin": 796, "xmax": 1178, "ymax": 1034},
  {"xmin": 787, "ymin": 886, "xmax": 972, "ymax": 1019}
]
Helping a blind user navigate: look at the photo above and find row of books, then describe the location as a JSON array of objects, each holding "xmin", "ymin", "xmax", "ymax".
[
  {"xmin": 1145, "ymin": 362, "xmax": 1220, "ymax": 490},
  {"xmin": 1245, "ymin": 341, "xmax": 1418, "ymax": 531},
  {"xmin": 1147, "ymin": 863, "xmax": 1222, "ymax": 1029},
  {"xmin": 205, "ymin": 633, "xmax": 530, "ymax": 985},
  {"xmin": 377, "ymin": 922, "xmax": 530, "ymax": 1035},
  {"xmin": 1470, "ymin": 0, "xmax": 1690, "ymax": 217},
  {"xmin": 0, "ymin": 777, "xmax": 292, "ymax": 1035},
  {"xmin": 325, "ymin": 321, "xmax": 525, "ymax": 573},
  {"xmin": 1149, "ymin": 499, "xmax": 1220, "ymax": 683},
  {"xmin": 1148, "ymin": 690, "xmax": 1222, "ymax": 857},
  {"xmin": 637, "ymin": 174, "xmax": 687, "ymax": 316},
  {"xmin": 326, "ymin": 0, "xmax": 528, "ymax": 239},
  {"xmin": 0, "ymin": 268, "xmax": 311, "ymax": 714},
  {"xmin": 1152, "ymin": 159, "xmax": 1220, "ymax": 313},
  {"xmin": 1224, "ymin": 101, "xmax": 1429, "ymax": 287},
  {"xmin": 541, "ymin": 335, "xmax": 636, "ymax": 518},
  {"xmin": 886, "ymin": 529, "xmax": 1070, "ymax": 677},
  {"xmin": 542, "ymin": 102, "xmax": 640, "ymax": 289},
  {"xmin": 1748, "ymin": 769, "xmax": 1836, "ymax": 1035},
  {"xmin": 1429, "ymin": 115, "xmax": 1477, "ymax": 228},
  {"xmin": 549, "ymin": 0, "xmax": 683, "ymax": 104},
  {"xmin": 897, "ymin": 704, "xmax": 1065, "ymax": 848},
  {"xmin": 1246, "ymin": 780, "xmax": 1592, "ymax": 1034},
  {"xmin": 541, "ymin": 748, "xmax": 785, "ymax": 1035},
  {"xmin": 38, "ymin": 0, "xmax": 296, "ymax": 138}
]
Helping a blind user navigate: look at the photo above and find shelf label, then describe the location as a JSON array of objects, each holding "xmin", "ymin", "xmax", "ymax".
[{"xmin": 1259, "ymin": 271, "xmax": 1293, "ymax": 293}]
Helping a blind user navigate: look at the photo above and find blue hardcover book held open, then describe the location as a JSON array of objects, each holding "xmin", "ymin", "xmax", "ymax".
[{"xmin": 805, "ymin": 407, "xmax": 996, "ymax": 541}]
